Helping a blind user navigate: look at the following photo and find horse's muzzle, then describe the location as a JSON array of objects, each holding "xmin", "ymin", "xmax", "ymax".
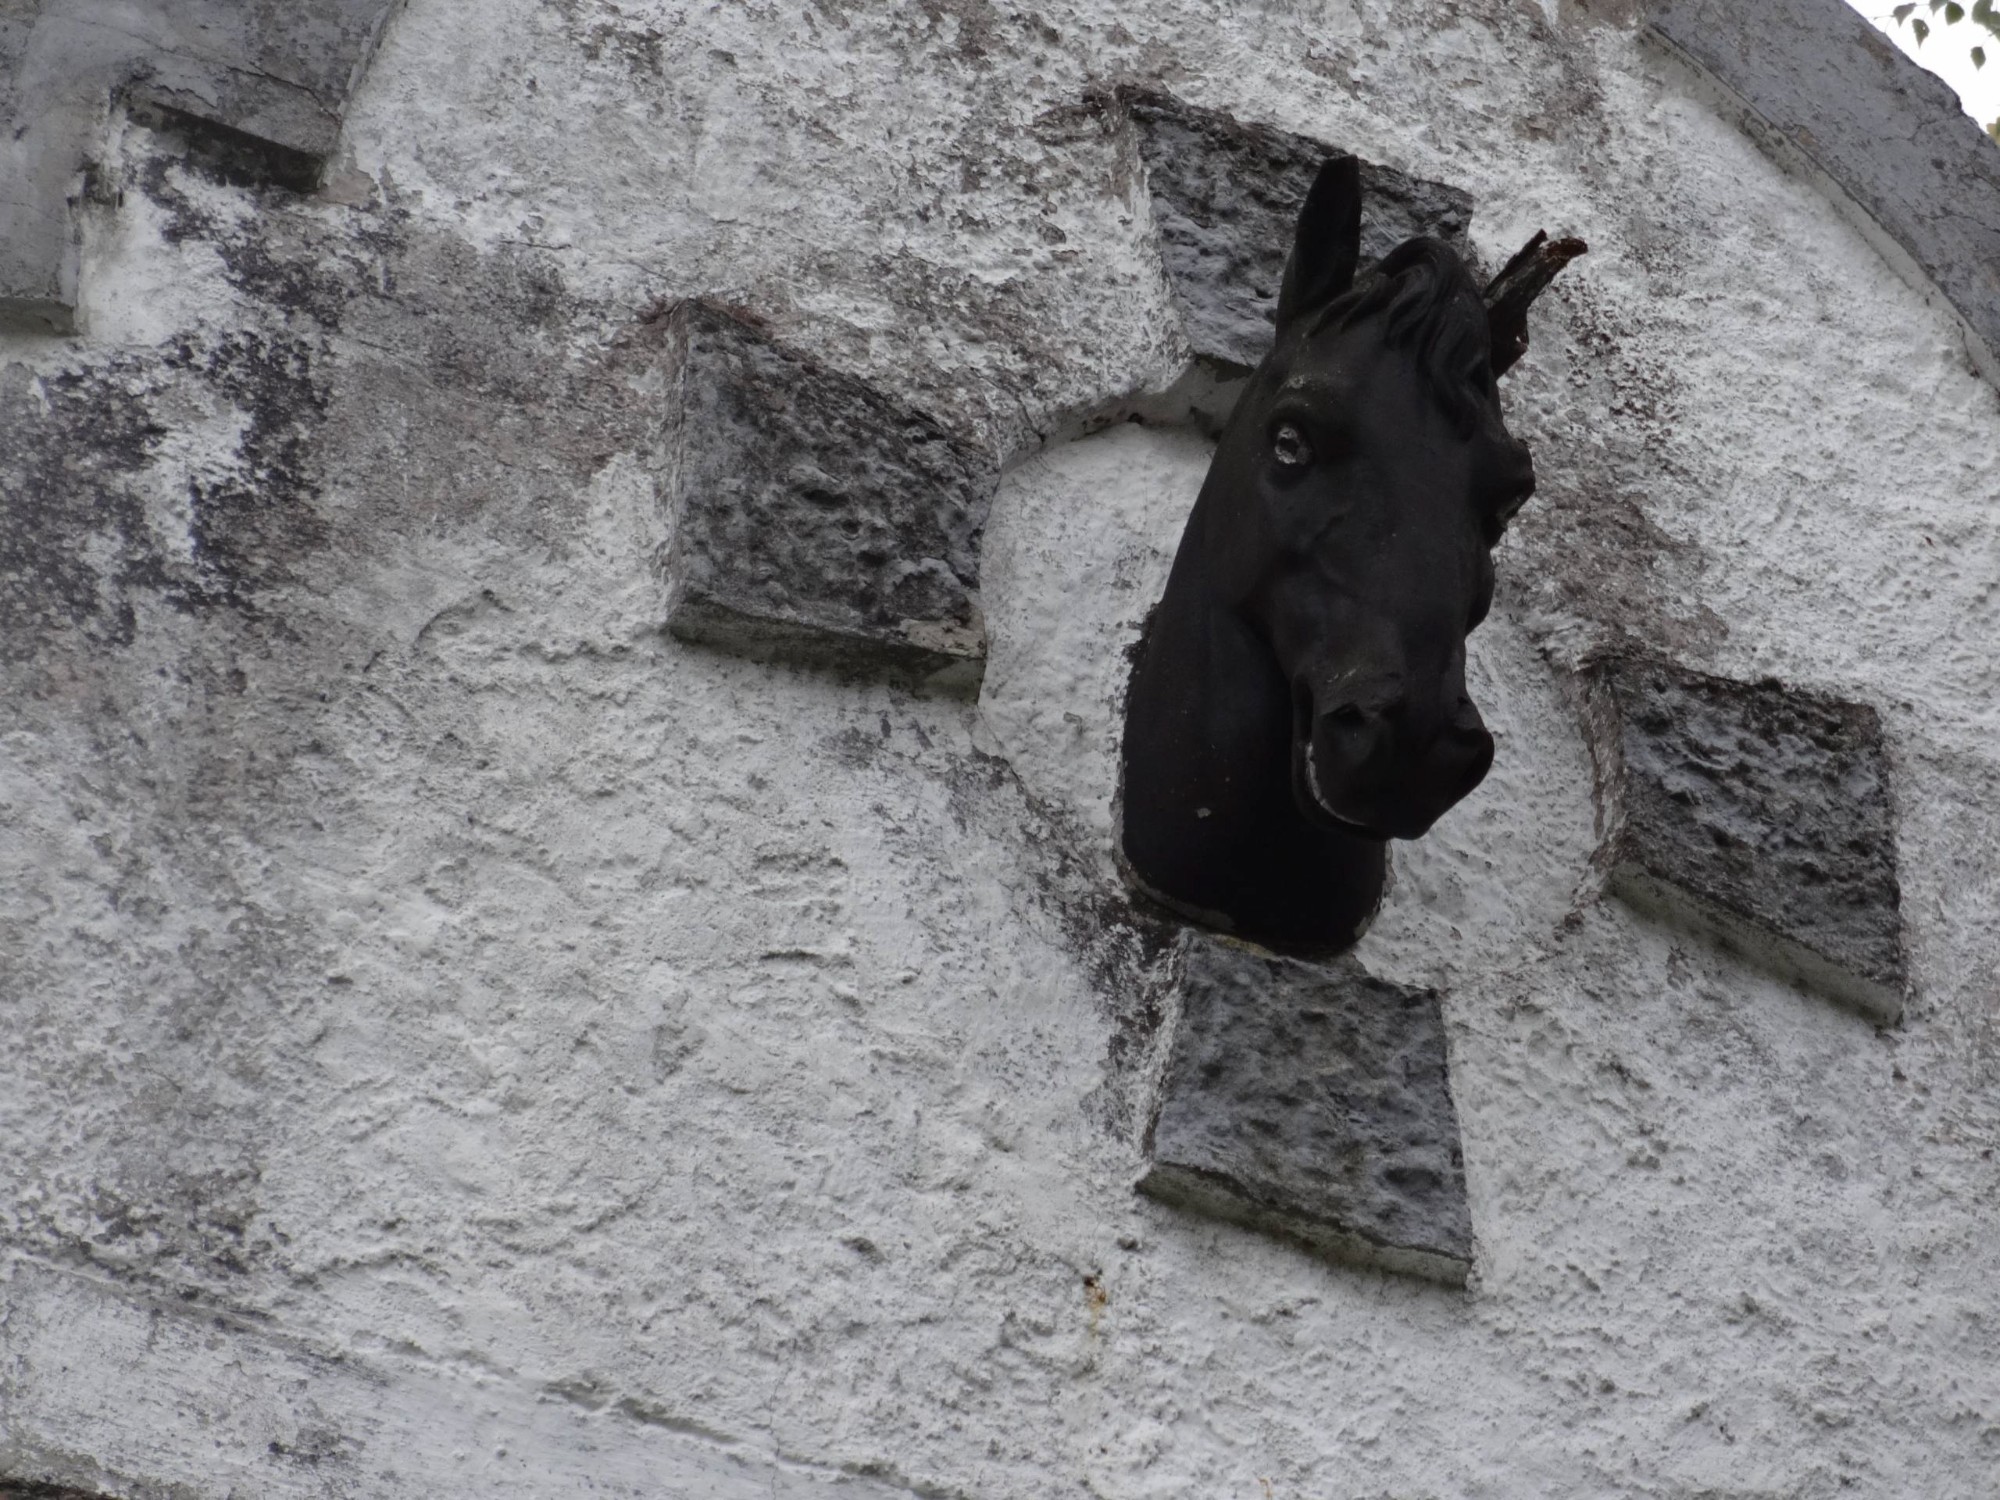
[{"xmin": 1294, "ymin": 687, "xmax": 1495, "ymax": 840}]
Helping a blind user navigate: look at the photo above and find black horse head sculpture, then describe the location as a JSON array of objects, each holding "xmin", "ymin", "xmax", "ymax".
[{"xmin": 1118, "ymin": 156, "xmax": 1582, "ymax": 955}]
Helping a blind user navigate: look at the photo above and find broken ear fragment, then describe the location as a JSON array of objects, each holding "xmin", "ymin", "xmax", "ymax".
[{"xmin": 1483, "ymin": 230, "xmax": 1588, "ymax": 376}]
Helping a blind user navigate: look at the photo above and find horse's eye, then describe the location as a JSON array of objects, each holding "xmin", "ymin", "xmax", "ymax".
[{"xmin": 1272, "ymin": 424, "xmax": 1312, "ymax": 467}]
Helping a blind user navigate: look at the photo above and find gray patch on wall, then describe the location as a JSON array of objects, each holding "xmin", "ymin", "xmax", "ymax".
[
  {"xmin": 1140, "ymin": 932, "xmax": 1475, "ymax": 1286},
  {"xmin": 660, "ymin": 298, "xmax": 999, "ymax": 692},
  {"xmin": 1580, "ymin": 656, "xmax": 1907, "ymax": 1022}
]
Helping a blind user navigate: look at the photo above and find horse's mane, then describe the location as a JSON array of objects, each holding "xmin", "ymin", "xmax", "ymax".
[{"xmin": 1307, "ymin": 237, "xmax": 1493, "ymax": 437}]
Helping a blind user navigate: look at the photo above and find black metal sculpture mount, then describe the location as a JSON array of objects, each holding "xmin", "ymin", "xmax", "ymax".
[{"xmin": 1118, "ymin": 156, "xmax": 1584, "ymax": 956}]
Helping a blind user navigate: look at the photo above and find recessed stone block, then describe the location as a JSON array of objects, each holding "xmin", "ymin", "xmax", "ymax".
[
  {"xmin": 1115, "ymin": 87, "xmax": 1475, "ymax": 375},
  {"xmin": 0, "ymin": 0, "xmax": 405, "ymax": 331},
  {"xmin": 121, "ymin": 0, "xmax": 407, "ymax": 182},
  {"xmin": 1582, "ymin": 657, "xmax": 1907, "ymax": 1022},
  {"xmin": 660, "ymin": 299, "xmax": 998, "ymax": 690},
  {"xmin": 1139, "ymin": 932, "xmax": 1474, "ymax": 1286}
]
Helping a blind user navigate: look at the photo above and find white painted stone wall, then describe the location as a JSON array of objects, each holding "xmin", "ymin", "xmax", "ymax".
[{"xmin": 5, "ymin": 2, "xmax": 2000, "ymax": 1496}]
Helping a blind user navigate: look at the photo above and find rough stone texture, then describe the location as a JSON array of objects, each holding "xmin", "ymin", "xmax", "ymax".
[
  {"xmin": 6, "ymin": 1, "xmax": 2000, "ymax": 1496},
  {"xmin": 661, "ymin": 299, "xmax": 997, "ymax": 689},
  {"xmin": 1139, "ymin": 933, "xmax": 1473, "ymax": 1285},
  {"xmin": 1649, "ymin": 0, "xmax": 2000, "ymax": 384},
  {"xmin": 1583, "ymin": 657, "xmax": 1907, "ymax": 1022},
  {"xmin": 1116, "ymin": 86, "xmax": 1475, "ymax": 373},
  {"xmin": 0, "ymin": 0, "xmax": 404, "ymax": 331}
]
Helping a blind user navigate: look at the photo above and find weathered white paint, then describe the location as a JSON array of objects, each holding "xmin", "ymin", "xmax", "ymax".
[{"xmin": 5, "ymin": 3, "xmax": 2000, "ymax": 1497}]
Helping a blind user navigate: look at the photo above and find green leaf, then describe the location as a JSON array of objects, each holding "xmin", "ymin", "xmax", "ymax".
[
  {"xmin": 1976, "ymin": 44, "xmax": 1988, "ymax": 65},
  {"xmin": 1947, "ymin": 2, "xmax": 1966, "ymax": 22},
  {"xmin": 1896, "ymin": 1, "xmax": 1917, "ymax": 14},
  {"xmin": 1932, "ymin": 0, "xmax": 1948, "ymax": 14},
  {"xmin": 1914, "ymin": 16, "xmax": 1931, "ymax": 41}
]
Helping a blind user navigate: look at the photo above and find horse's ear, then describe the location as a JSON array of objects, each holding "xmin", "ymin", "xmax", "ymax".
[{"xmin": 1276, "ymin": 156, "xmax": 1362, "ymax": 332}]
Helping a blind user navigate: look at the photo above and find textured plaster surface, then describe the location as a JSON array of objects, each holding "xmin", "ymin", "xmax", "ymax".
[
  {"xmin": 1650, "ymin": 0, "xmax": 2000, "ymax": 383},
  {"xmin": 0, "ymin": 0, "xmax": 404, "ymax": 330},
  {"xmin": 1584, "ymin": 657, "xmax": 1907, "ymax": 1022},
  {"xmin": 1140, "ymin": 934, "xmax": 1473, "ymax": 1285},
  {"xmin": 4, "ymin": 2, "xmax": 2000, "ymax": 1498}
]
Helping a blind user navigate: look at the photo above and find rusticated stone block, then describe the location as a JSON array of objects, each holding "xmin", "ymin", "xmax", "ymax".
[
  {"xmin": 1583, "ymin": 658, "xmax": 1907, "ymax": 1022},
  {"xmin": 1139, "ymin": 933, "xmax": 1473, "ymax": 1285},
  {"xmin": 1116, "ymin": 87, "xmax": 1475, "ymax": 374},
  {"xmin": 118, "ymin": 0, "xmax": 408, "ymax": 182},
  {"xmin": 1, "ymin": 0, "xmax": 404, "ymax": 331},
  {"xmin": 660, "ymin": 300, "xmax": 997, "ymax": 690}
]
